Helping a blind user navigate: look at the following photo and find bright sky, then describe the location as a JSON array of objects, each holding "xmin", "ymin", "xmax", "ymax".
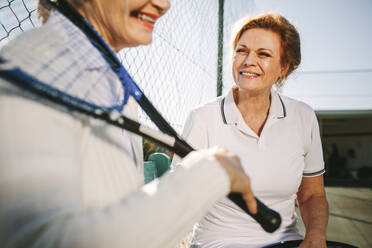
[{"xmin": 231, "ymin": 0, "xmax": 372, "ymax": 110}]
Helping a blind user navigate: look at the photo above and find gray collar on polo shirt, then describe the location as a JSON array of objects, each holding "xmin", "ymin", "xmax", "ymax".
[{"xmin": 220, "ymin": 87, "xmax": 287, "ymax": 137}]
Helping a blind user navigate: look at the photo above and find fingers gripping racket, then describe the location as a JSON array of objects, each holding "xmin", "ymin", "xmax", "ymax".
[{"xmin": 0, "ymin": 0, "xmax": 281, "ymax": 233}]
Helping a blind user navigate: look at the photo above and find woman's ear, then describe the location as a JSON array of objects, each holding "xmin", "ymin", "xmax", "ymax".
[
  {"xmin": 275, "ymin": 64, "xmax": 290, "ymax": 87},
  {"xmin": 280, "ymin": 64, "xmax": 290, "ymax": 79}
]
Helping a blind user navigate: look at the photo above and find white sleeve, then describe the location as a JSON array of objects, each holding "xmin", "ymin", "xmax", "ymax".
[
  {"xmin": 303, "ymin": 112, "xmax": 325, "ymax": 177},
  {"xmin": 171, "ymin": 109, "xmax": 209, "ymax": 170},
  {"xmin": 0, "ymin": 84, "xmax": 229, "ymax": 248}
]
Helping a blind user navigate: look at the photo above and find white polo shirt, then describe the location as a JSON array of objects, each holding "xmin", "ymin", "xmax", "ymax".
[{"xmin": 172, "ymin": 87, "xmax": 325, "ymax": 247}]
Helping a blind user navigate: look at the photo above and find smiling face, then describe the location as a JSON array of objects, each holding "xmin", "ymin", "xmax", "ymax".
[
  {"xmin": 125, "ymin": 0, "xmax": 170, "ymax": 47},
  {"xmin": 232, "ymin": 28, "xmax": 287, "ymax": 96},
  {"xmin": 82, "ymin": 0, "xmax": 170, "ymax": 51}
]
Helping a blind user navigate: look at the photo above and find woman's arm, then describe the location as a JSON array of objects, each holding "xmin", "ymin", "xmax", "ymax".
[
  {"xmin": 0, "ymin": 82, "xmax": 256, "ymax": 248},
  {"xmin": 297, "ymin": 175, "xmax": 329, "ymax": 248},
  {"xmin": 171, "ymin": 108, "xmax": 209, "ymax": 169},
  {"xmin": 0, "ymin": 82, "xmax": 231, "ymax": 248}
]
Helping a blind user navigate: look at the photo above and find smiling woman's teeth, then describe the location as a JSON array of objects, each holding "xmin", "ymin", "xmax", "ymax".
[
  {"xmin": 137, "ymin": 13, "xmax": 155, "ymax": 24},
  {"xmin": 241, "ymin": 72, "xmax": 259, "ymax": 77}
]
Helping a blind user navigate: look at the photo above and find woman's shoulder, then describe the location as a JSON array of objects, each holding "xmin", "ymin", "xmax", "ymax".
[
  {"xmin": 0, "ymin": 26, "xmax": 86, "ymax": 90},
  {"xmin": 1, "ymin": 25, "xmax": 64, "ymax": 53},
  {"xmin": 0, "ymin": 25, "xmax": 71, "ymax": 69},
  {"xmin": 279, "ymin": 93, "xmax": 316, "ymax": 118},
  {"xmin": 189, "ymin": 95, "xmax": 224, "ymax": 119}
]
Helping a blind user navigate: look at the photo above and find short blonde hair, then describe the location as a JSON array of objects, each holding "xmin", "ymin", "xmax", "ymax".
[{"xmin": 231, "ymin": 13, "xmax": 301, "ymax": 86}]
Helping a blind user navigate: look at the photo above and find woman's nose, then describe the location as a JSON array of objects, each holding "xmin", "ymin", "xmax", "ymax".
[
  {"xmin": 242, "ymin": 52, "xmax": 257, "ymax": 67},
  {"xmin": 152, "ymin": 0, "xmax": 171, "ymax": 15}
]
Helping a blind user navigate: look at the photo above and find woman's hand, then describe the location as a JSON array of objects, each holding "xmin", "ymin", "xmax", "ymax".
[
  {"xmin": 211, "ymin": 146, "xmax": 257, "ymax": 214},
  {"xmin": 299, "ymin": 230, "xmax": 327, "ymax": 248}
]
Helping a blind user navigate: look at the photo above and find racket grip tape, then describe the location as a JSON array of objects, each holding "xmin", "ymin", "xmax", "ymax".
[{"xmin": 228, "ymin": 193, "xmax": 281, "ymax": 233}]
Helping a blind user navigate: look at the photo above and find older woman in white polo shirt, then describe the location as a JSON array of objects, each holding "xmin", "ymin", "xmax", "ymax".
[{"xmin": 173, "ymin": 13, "xmax": 328, "ymax": 248}]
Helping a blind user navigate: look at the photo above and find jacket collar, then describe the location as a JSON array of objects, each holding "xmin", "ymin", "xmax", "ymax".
[{"xmin": 46, "ymin": 11, "xmax": 107, "ymax": 70}]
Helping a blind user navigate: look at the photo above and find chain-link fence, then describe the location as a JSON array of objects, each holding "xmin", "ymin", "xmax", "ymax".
[
  {"xmin": 0, "ymin": 0, "xmax": 40, "ymax": 43},
  {"xmin": 0, "ymin": 0, "xmax": 255, "ymax": 133},
  {"xmin": 119, "ymin": 1, "xmax": 220, "ymax": 132}
]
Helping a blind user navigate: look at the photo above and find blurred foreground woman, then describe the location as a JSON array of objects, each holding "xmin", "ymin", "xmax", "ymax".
[{"xmin": 0, "ymin": 0, "xmax": 257, "ymax": 247}]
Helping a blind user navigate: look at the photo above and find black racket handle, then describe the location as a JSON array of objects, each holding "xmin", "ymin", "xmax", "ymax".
[
  {"xmin": 228, "ymin": 193, "xmax": 281, "ymax": 233},
  {"xmin": 172, "ymin": 140, "xmax": 282, "ymax": 233}
]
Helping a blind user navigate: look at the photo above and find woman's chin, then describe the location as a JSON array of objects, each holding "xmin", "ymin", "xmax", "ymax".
[
  {"xmin": 131, "ymin": 29, "xmax": 153, "ymax": 44},
  {"xmin": 139, "ymin": 37, "xmax": 152, "ymax": 45},
  {"xmin": 236, "ymin": 83, "xmax": 272, "ymax": 96},
  {"xmin": 237, "ymin": 82, "xmax": 261, "ymax": 92}
]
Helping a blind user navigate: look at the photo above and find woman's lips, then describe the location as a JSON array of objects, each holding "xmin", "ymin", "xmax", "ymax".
[
  {"xmin": 132, "ymin": 17, "xmax": 154, "ymax": 29},
  {"xmin": 140, "ymin": 12, "xmax": 159, "ymax": 20},
  {"xmin": 240, "ymin": 71, "xmax": 260, "ymax": 79},
  {"xmin": 131, "ymin": 12, "xmax": 159, "ymax": 29}
]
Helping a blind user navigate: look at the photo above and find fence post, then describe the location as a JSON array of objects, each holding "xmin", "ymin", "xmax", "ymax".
[{"xmin": 217, "ymin": 0, "xmax": 225, "ymax": 97}]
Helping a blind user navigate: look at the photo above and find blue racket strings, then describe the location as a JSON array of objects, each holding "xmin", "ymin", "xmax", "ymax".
[
  {"xmin": 48, "ymin": 0, "xmax": 144, "ymax": 106},
  {"xmin": 0, "ymin": 1, "xmax": 142, "ymax": 115}
]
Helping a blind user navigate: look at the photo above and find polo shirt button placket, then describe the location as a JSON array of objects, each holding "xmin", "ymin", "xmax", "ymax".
[
  {"xmin": 258, "ymin": 140, "xmax": 264, "ymax": 150},
  {"xmin": 257, "ymin": 135, "xmax": 266, "ymax": 150}
]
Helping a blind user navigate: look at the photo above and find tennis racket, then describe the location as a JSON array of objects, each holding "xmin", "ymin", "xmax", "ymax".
[{"xmin": 0, "ymin": 0, "xmax": 281, "ymax": 233}]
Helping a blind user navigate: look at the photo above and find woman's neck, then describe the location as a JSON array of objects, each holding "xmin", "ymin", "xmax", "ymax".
[
  {"xmin": 234, "ymin": 87, "xmax": 271, "ymax": 117},
  {"xmin": 77, "ymin": 5, "xmax": 121, "ymax": 53},
  {"xmin": 233, "ymin": 86, "xmax": 272, "ymax": 136}
]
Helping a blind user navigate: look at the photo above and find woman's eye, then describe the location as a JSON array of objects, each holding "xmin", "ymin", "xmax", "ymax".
[
  {"xmin": 259, "ymin": 52, "xmax": 271, "ymax": 57},
  {"xmin": 236, "ymin": 49, "xmax": 247, "ymax": 54}
]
